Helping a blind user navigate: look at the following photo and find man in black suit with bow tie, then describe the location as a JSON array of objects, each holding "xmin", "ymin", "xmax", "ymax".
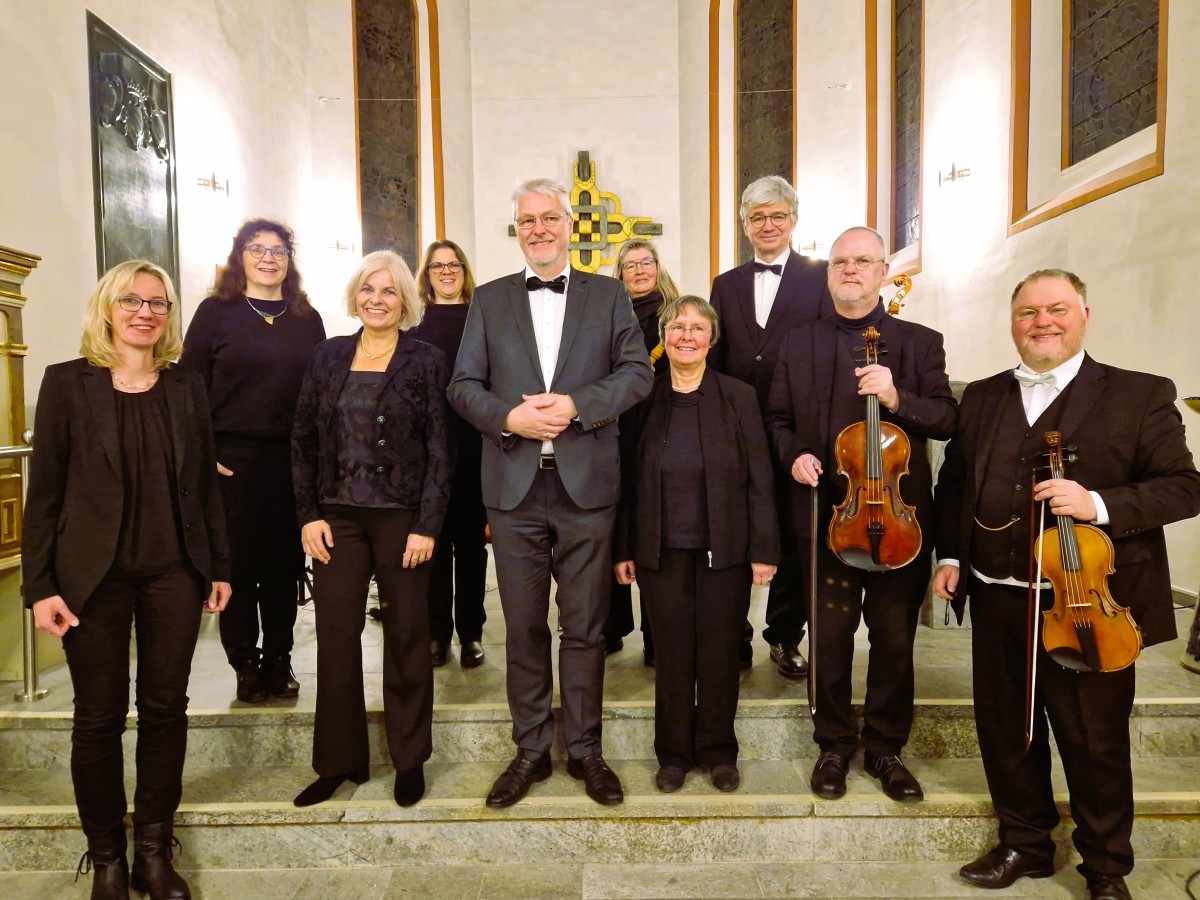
[
  {"xmin": 934, "ymin": 269, "xmax": 1200, "ymax": 900},
  {"xmin": 709, "ymin": 175, "xmax": 834, "ymax": 678},
  {"xmin": 448, "ymin": 178, "xmax": 652, "ymax": 809}
]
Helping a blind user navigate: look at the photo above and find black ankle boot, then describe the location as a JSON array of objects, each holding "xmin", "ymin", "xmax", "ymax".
[
  {"xmin": 130, "ymin": 821, "xmax": 190, "ymax": 899},
  {"xmin": 264, "ymin": 654, "xmax": 300, "ymax": 699},
  {"xmin": 76, "ymin": 840, "xmax": 129, "ymax": 900}
]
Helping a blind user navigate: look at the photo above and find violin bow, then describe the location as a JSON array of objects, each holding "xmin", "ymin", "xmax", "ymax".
[{"xmin": 809, "ymin": 479, "xmax": 820, "ymax": 716}]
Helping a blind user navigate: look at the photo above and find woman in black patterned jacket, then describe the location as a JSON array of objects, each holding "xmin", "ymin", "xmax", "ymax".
[{"xmin": 291, "ymin": 250, "xmax": 454, "ymax": 808}]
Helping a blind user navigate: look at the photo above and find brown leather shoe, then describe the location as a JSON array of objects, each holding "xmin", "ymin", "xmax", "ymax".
[
  {"xmin": 769, "ymin": 642, "xmax": 809, "ymax": 680},
  {"xmin": 485, "ymin": 753, "xmax": 551, "ymax": 809},
  {"xmin": 1082, "ymin": 870, "xmax": 1131, "ymax": 900},
  {"xmin": 810, "ymin": 751, "xmax": 849, "ymax": 799},
  {"xmin": 959, "ymin": 845, "xmax": 1054, "ymax": 888},
  {"xmin": 711, "ymin": 764, "xmax": 740, "ymax": 792},
  {"xmin": 864, "ymin": 752, "xmax": 924, "ymax": 802},
  {"xmin": 567, "ymin": 752, "xmax": 624, "ymax": 805},
  {"xmin": 654, "ymin": 766, "xmax": 685, "ymax": 793}
]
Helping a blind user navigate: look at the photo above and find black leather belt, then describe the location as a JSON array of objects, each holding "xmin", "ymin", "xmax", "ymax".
[{"xmin": 538, "ymin": 454, "xmax": 557, "ymax": 470}]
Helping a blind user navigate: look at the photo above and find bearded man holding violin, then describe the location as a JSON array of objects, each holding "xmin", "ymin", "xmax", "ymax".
[
  {"xmin": 765, "ymin": 226, "xmax": 957, "ymax": 803},
  {"xmin": 933, "ymin": 269, "xmax": 1200, "ymax": 900}
]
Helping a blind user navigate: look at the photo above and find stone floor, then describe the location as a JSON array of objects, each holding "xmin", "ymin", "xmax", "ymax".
[{"xmin": 2, "ymin": 563, "xmax": 1199, "ymax": 898}]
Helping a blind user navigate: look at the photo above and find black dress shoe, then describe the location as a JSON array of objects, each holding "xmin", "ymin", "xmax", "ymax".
[
  {"xmin": 567, "ymin": 752, "xmax": 624, "ymax": 805},
  {"xmin": 711, "ymin": 764, "xmax": 740, "ymax": 792},
  {"xmin": 959, "ymin": 845, "xmax": 1054, "ymax": 888},
  {"xmin": 605, "ymin": 637, "xmax": 624, "ymax": 655},
  {"xmin": 485, "ymin": 753, "xmax": 552, "ymax": 808},
  {"xmin": 393, "ymin": 764, "xmax": 425, "ymax": 807},
  {"xmin": 810, "ymin": 751, "xmax": 850, "ymax": 799},
  {"xmin": 460, "ymin": 641, "xmax": 485, "ymax": 669},
  {"xmin": 293, "ymin": 763, "xmax": 370, "ymax": 807},
  {"xmin": 430, "ymin": 640, "xmax": 449, "ymax": 667},
  {"xmin": 264, "ymin": 655, "xmax": 300, "ymax": 699},
  {"xmin": 1082, "ymin": 870, "xmax": 1131, "ymax": 900},
  {"xmin": 654, "ymin": 766, "xmax": 685, "ymax": 793},
  {"xmin": 234, "ymin": 660, "xmax": 267, "ymax": 703},
  {"xmin": 768, "ymin": 642, "xmax": 809, "ymax": 680},
  {"xmin": 864, "ymin": 752, "xmax": 924, "ymax": 802}
]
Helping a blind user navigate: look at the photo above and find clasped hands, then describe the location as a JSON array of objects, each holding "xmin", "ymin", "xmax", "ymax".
[{"xmin": 505, "ymin": 393, "xmax": 577, "ymax": 441}]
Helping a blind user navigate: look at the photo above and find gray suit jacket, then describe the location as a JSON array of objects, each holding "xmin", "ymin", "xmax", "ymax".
[{"xmin": 447, "ymin": 268, "xmax": 653, "ymax": 511}]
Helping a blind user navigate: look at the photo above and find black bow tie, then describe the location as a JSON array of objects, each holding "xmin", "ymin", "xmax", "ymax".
[
  {"xmin": 526, "ymin": 275, "xmax": 566, "ymax": 294},
  {"xmin": 752, "ymin": 262, "xmax": 782, "ymax": 275}
]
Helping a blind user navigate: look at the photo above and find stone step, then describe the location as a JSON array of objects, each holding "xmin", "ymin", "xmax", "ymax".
[
  {"xmin": 5, "ymin": 858, "xmax": 1200, "ymax": 899},
  {"xmin": 2, "ymin": 758, "xmax": 1198, "ymax": 872},
  {"xmin": 2, "ymin": 695, "xmax": 1197, "ymax": 771}
]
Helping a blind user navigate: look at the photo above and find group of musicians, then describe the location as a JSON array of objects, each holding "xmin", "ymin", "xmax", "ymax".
[{"xmin": 24, "ymin": 170, "xmax": 1199, "ymax": 900}]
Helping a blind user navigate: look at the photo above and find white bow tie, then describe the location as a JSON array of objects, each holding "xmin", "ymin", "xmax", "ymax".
[{"xmin": 1013, "ymin": 369, "xmax": 1056, "ymax": 388}]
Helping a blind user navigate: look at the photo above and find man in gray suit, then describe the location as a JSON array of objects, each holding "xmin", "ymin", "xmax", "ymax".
[{"xmin": 448, "ymin": 178, "xmax": 653, "ymax": 808}]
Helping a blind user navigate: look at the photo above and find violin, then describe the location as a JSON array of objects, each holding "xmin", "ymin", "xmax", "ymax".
[
  {"xmin": 827, "ymin": 326, "xmax": 922, "ymax": 571},
  {"xmin": 1035, "ymin": 431, "xmax": 1142, "ymax": 672}
]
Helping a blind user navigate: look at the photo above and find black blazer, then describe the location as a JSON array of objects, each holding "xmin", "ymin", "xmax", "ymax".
[
  {"xmin": 616, "ymin": 369, "xmax": 780, "ymax": 571},
  {"xmin": 22, "ymin": 359, "xmax": 231, "ymax": 611},
  {"xmin": 764, "ymin": 312, "xmax": 957, "ymax": 540},
  {"xmin": 291, "ymin": 330, "xmax": 455, "ymax": 539},
  {"xmin": 935, "ymin": 355, "xmax": 1200, "ymax": 646},
  {"xmin": 709, "ymin": 250, "xmax": 833, "ymax": 409}
]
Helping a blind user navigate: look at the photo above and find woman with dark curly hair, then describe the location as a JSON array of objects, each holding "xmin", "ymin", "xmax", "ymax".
[
  {"xmin": 181, "ymin": 219, "xmax": 326, "ymax": 703},
  {"xmin": 410, "ymin": 239, "xmax": 488, "ymax": 669}
]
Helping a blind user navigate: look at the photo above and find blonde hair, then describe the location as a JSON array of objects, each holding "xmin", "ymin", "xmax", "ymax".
[
  {"xmin": 343, "ymin": 250, "xmax": 424, "ymax": 331},
  {"xmin": 80, "ymin": 260, "xmax": 183, "ymax": 370}
]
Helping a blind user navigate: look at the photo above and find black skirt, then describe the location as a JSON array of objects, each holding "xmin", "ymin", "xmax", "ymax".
[{"xmin": 215, "ymin": 434, "xmax": 303, "ymax": 581}]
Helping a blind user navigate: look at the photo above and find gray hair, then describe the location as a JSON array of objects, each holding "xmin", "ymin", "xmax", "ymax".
[
  {"xmin": 831, "ymin": 226, "xmax": 889, "ymax": 260},
  {"xmin": 1010, "ymin": 268, "xmax": 1088, "ymax": 306},
  {"xmin": 658, "ymin": 294, "xmax": 720, "ymax": 346},
  {"xmin": 739, "ymin": 175, "xmax": 798, "ymax": 220},
  {"xmin": 512, "ymin": 178, "xmax": 573, "ymax": 220}
]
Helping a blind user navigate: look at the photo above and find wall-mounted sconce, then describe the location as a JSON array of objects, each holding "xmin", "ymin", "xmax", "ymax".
[
  {"xmin": 196, "ymin": 173, "xmax": 229, "ymax": 195},
  {"xmin": 328, "ymin": 240, "xmax": 356, "ymax": 253},
  {"xmin": 800, "ymin": 239, "xmax": 825, "ymax": 256},
  {"xmin": 938, "ymin": 164, "xmax": 971, "ymax": 187}
]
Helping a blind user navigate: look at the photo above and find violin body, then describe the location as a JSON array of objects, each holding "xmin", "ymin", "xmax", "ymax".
[
  {"xmin": 829, "ymin": 420, "xmax": 922, "ymax": 571},
  {"xmin": 1035, "ymin": 432, "xmax": 1142, "ymax": 672},
  {"xmin": 827, "ymin": 326, "xmax": 922, "ymax": 572}
]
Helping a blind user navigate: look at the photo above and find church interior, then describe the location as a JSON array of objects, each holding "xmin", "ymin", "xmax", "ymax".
[{"xmin": 0, "ymin": 0, "xmax": 1198, "ymax": 896}]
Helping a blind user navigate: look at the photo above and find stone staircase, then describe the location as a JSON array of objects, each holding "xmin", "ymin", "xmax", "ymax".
[{"xmin": 0, "ymin": 601, "xmax": 1198, "ymax": 898}]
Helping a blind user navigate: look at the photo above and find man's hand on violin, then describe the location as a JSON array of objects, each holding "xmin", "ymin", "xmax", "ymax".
[
  {"xmin": 792, "ymin": 453, "xmax": 823, "ymax": 486},
  {"xmin": 854, "ymin": 364, "xmax": 899, "ymax": 411},
  {"xmin": 1033, "ymin": 478, "xmax": 1097, "ymax": 522}
]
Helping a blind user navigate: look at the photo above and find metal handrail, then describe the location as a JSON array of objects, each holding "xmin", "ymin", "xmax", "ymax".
[{"xmin": 4, "ymin": 431, "xmax": 46, "ymax": 702}]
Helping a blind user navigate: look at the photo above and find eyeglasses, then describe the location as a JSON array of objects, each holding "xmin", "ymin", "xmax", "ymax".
[
  {"xmin": 244, "ymin": 244, "xmax": 291, "ymax": 261},
  {"xmin": 620, "ymin": 258, "xmax": 657, "ymax": 273},
  {"xmin": 117, "ymin": 295, "xmax": 173, "ymax": 315},
  {"xmin": 746, "ymin": 212, "xmax": 794, "ymax": 229},
  {"xmin": 665, "ymin": 323, "xmax": 711, "ymax": 338},
  {"xmin": 427, "ymin": 261, "xmax": 465, "ymax": 273},
  {"xmin": 516, "ymin": 213, "xmax": 568, "ymax": 231},
  {"xmin": 830, "ymin": 256, "xmax": 884, "ymax": 272}
]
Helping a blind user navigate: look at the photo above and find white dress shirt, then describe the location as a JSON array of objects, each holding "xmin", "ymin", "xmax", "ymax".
[
  {"xmin": 526, "ymin": 264, "xmax": 570, "ymax": 454},
  {"xmin": 753, "ymin": 250, "xmax": 788, "ymax": 328}
]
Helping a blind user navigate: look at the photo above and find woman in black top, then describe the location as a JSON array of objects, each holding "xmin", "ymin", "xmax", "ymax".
[
  {"xmin": 410, "ymin": 239, "xmax": 487, "ymax": 669},
  {"xmin": 291, "ymin": 250, "xmax": 454, "ymax": 808},
  {"xmin": 181, "ymin": 219, "xmax": 325, "ymax": 703},
  {"xmin": 24, "ymin": 260, "xmax": 231, "ymax": 900},
  {"xmin": 603, "ymin": 239, "xmax": 681, "ymax": 662},
  {"xmin": 614, "ymin": 295, "xmax": 778, "ymax": 795}
]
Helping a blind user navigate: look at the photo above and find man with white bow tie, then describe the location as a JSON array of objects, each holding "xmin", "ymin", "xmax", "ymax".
[{"xmin": 933, "ymin": 269, "xmax": 1200, "ymax": 900}]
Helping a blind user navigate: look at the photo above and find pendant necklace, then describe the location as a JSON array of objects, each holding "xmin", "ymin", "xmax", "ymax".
[
  {"xmin": 246, "ymin": 296, "xmax": 287, "ymax": 325},
  {"xmin": 359, "ymin": 334, "xmax": 398, "ymax": 360},
  {"xmin": 111, "ymin": 371, "xmax": 159, "ymax": 392}
]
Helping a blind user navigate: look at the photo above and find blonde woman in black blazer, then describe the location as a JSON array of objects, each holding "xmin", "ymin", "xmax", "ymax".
[{"xmin": 24, "ymin": 260, "xmax": 231, "ymax": 900}]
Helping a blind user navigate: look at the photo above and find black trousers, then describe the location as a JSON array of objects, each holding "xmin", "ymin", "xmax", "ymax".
[
  {"xmin": 62, "ymin": 569, "xmax": 204, "ymax": 846},
  {"xmin": 640, "ymin": 550, "xmax": 750, "ymax": 769},
  {"xmin": 805, "ymin": 540, "xmax": 928, "ymax": 757},
  {"xmin": 487, "ymin": 467, "xmax": 614, "ymax": 759},
  {"xmin": 762, "ymin": 466, "xmax": 805, "ymax": 646},
  {"xmin": 311, "ymin": 506, "xmax": 433, "ymax": 775},
  {"xmin": 428, "ymin": 473, "xmax": 488, "ymax": 644},
  {"xmin": 970, "ymin": 582, "xmax": 1135, "ymax": 876},
  {"xmin": 215, "ymin": 435, "xmax": 302, "ymax": 668}
]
